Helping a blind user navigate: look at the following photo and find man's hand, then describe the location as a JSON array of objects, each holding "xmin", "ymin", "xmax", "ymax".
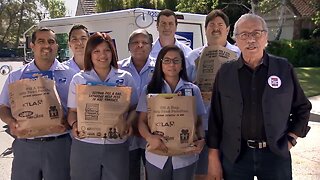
[
  {"xmin": 208, "ymin": 149, "xmax": 223, "ymax": 180},
  {"xmin": 8, "ymin": 118, "xmax": 28, "ymax": 137},
  {"xmin": 288, "ymin": 141, "xmax": 293, "ymax": 150}
]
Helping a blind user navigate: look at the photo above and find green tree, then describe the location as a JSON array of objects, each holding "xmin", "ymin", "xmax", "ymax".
[
  {"xmin": 40, "ymin": 0, "xmax": 66, "ymax": 18},
  {"xmin": 0, "ymin": 0, "xmax": 66, "ymax": 49},
  {"xmin": 96, "ymin": 0, "xmax": 124, "ymax": 12},
  {"xmin": 164, "ymin": 0, "xmax": 177, "ymax": 11},
  {"xmin": 177, "ymin": 0, "xmax": 218, "ymax": 14}
]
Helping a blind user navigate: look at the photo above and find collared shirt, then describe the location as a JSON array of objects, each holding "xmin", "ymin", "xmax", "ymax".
[
  {"xmin": 0, "ymin": 59, "xmax": 76, "ymax": 137},
  {"xmin": 63, "ymin": 57, "xmax": 81, "ymax": 72},
  {"xmin": 136, "ymin": 79, "xmax": 206, "ymax": 170},
  {"xmin": 149, "ymin": 38, "xmax": 192, "ymax": 59},
  {"xmin": 185, "ymin": 41, "xmax": 240, "ymax": 130},
  {"xmin": 118, "ymin": 56, "xmax": 155, "ymax": 96},
  {"xmin": 67, "ymin": 67, "xmax": 139, "ymax": 144},
  {"xmin": 238, "ymin": 54, "xmax": 268, "ymax": 141},
  {"xmin": 118, "ymin": 56, "xmax": 155, "ymax": 150}
]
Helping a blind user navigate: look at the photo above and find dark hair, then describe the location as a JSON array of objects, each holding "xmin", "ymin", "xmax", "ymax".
[
  {"xmin": 84, "ymin": 32, "xmax": 118, "ymax": 71},
  {"xmin": 205, "ymin": 9, "xmax": 230, "ymax": 28},
  {"xmin": 31, "ymin": 27, "xmax": 56, "ymax": 43},
  {"xmin": 147, "ymin": 45, "xmax": 189, "ymax": 94},
  {"xmin": 68, "ymin": 24, "xmax": 89, "ymax": 41},
  {"xmin": 156, "ymin": 9, "xmax": 177, "ymax": 26}
]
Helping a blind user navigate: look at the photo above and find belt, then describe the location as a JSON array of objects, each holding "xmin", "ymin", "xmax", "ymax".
[
  {"xmin": 24, "ymin": 134, "xmax": 69, "ymax": 142},
  {"xmin": 246, "ymin": 140, "xmax": 267, "ymax": 149}
]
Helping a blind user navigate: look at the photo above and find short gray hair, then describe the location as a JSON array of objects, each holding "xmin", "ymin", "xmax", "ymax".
[
  {"xmin": 233, "ymin": 13, "xmax": 268, "ymax": 36},
  {"xmin": 128, "ymin": 29, "xmax": 152, "ymax": 45}
]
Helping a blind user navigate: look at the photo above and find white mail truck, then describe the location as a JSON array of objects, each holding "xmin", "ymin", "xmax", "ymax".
[{"xmin": 33, "ymin": 8, "xmax": 207, "ymax": 61}]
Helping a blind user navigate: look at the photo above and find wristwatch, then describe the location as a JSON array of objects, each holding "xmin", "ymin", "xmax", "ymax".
[{"xmin": 287, "ymin": 135, "xmax": 297, "ymax": 146}]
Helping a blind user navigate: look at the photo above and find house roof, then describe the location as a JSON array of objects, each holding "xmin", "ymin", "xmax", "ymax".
[
  {"xmin": 76, "ymin": 0, "xmax": 97, "ymax": 16},
  {"xmin": 287, "ymin": 0, "xmax": 317, "ymax": 18},
  {"xmin": 258, "ymin": 0, "xmax": 317, "ymax": 18}
]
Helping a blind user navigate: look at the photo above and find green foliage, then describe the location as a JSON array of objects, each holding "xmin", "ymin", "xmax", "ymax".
[
  {"xmin": 312, "ymin": 11, "xmax": 320, "ymax": 25},
  {"xmin": 40, "ymin": 0, "xmax": 66, "ymax": 18},
  {"xmin": 96, "ymin": 0, "xmax": 124, "ymax": 12},
  {"xmin": 162, "ymin": 0, "xmax": 177, "ymax": 11},
  {"xmin": 176, "ymin": 0, "xmax": 218, "ymax": 14},
  {"xmin": 266, "ymin": 40, "xmax": 320, "ymax": 67},
  {"xmin": 0, "ymin": 0, "xmax": 66, "ymax": 49}
]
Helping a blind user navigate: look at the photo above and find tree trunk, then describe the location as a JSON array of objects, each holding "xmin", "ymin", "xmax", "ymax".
[
  {"xmin": 275, "ymin": 0, "xmax": 287, "ymax": 40},
  {"xmin": 15, "ymin": 2, "xmax": 25, "ymax": 48}
]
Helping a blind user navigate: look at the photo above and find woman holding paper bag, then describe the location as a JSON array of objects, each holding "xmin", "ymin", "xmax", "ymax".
[
  {"xmin": 67, "ymin": 32, "xmax": 138, "ymax": 180},
  {"xmin": 136, "ymin": 45, "xmax": 206, "ymax": 180}
]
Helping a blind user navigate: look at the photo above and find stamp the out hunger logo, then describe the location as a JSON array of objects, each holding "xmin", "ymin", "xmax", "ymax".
[
  {"xmin": 180, "ymin": 128, "xmax": 190, "ymax": 143},
  {"xmin": 268, "ymin": 75, "xmax": 281, "ymax": 89},
  {"xmin": 49, "ymin": 106, "xmax": 59, "ymax": 119}
]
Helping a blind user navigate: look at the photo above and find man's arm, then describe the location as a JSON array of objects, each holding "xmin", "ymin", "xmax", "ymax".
[
  {"xmin": 207, "ymin": 71, "xmax": 224, "ymax": 180},
  {"xmin": 288, "ymin": 66, "xmax": 312, "ymax": 138},
  {"xmin": 0, "ymin": 105, "xmax": 21, "ymax": 137},
  {"xmin": 208, "ymin": 148, "xmax": 223, "ymax": 180}
]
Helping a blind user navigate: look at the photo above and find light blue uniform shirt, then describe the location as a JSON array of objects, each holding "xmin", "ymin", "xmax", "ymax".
[
  {"xmin": 0, "ymin": 59, "xmax": 76, "ymax": 137},
  {"xmin": 68, "ymin": 67, "xmax": 139, "ymax": 144},
  {"xmin": 150, "ymin": 38, "xmax": 192, "ymax": 59},
  {"xmin": 185, "ymin": 42, "xmax": 240, "ymax": 130},
  {"xmin": 118, "ymin": 56, "xmax": 155, "ymax": 96},
  {"xmin": 63, "ymin": 57, "xmax": 81, "ymax": 72},
  {"xmin": 136, "ymin": 79, "xmax": 206, "ymax": 170},
  {"xmin": 118, "ymin": 56, "xmax": 155, "ymax": 150}
]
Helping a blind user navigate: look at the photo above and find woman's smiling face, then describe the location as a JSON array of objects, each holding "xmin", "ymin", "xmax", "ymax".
[{"xmin": 91, "ymin": 41, "xmax": 112, "ymax": 70}]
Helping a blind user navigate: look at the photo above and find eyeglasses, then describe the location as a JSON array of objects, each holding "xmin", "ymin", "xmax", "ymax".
[
  {"xmin": 161, "ymin": 58, "xmax": 182, "ymax": 64},
  {"xmin": 236, "ymin": 30, "xmax": 266, "ymax": 40}
]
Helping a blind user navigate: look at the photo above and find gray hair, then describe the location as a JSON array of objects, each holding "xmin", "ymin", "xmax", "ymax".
[
  {"xmin": 233, "ymin": 13, "xmax": 268, "ymax": 36},
  {"xmin": 128, "ymin": 29, "xmax": 153, "ymax": 45}
]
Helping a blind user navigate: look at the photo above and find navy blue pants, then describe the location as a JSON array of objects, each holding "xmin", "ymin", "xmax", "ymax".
[{"xmin": 222, "ymin": 147, "xmax": 292, "ymax": 180}]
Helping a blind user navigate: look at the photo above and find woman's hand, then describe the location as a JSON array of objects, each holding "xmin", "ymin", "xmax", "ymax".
[
  {"xmin": 192, "ymin": 138, "xmax": 205, "ymax": 154},
  {"xmin": 146, "ymin": 134, "xmax": 168, "ymax": 153},
  {"xmin": 71, "ymin": 121, "xmax": 82, "ymax": 138}
]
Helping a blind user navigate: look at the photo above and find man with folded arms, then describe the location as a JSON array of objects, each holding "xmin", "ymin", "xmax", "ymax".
[{"xmin": 0, "ymin": 28, "xmax": 75, "ymax": 180}]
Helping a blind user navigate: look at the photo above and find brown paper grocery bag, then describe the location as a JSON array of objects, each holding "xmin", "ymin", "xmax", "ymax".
[
  {"xmin": 147, "ymin": 94, "xmax": 197, "ymax": 156},
  {"xmin": 9, "ymin": 77, "xmax": 65, "ymax": 138},
  {"xmin": 76, "ymin": 84, "xmax": 132, "ymax": 139},
  {"xmin": 195, "ymin": 46, "xmax": 237, "ymax": 103}
]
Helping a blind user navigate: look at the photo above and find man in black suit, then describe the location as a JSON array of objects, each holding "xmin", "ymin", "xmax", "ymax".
[{"xmin": 207, "ymin": 13, "xmax": 312, "ymax": 180}]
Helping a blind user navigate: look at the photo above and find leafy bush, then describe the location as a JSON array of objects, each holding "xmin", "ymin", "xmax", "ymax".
[{"xmin": 266, "ymin": 40, "xmax": 320, "ymax": 67}]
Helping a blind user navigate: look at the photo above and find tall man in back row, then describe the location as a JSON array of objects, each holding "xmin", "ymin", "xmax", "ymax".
[
  {"xmin": 207, "ymin": 13, "xmax": 312, "ymax": 180},
  {"xmin": 150, "ymin": 9, "xmax": 192, "ymax": 59}
]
